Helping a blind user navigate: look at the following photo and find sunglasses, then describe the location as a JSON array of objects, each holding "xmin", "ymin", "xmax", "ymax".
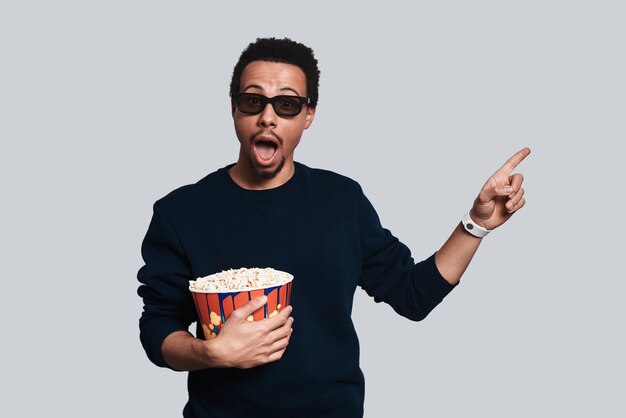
[{"xmin": 231, "ymin": 93, "xmax": 311, "ymax": 117}]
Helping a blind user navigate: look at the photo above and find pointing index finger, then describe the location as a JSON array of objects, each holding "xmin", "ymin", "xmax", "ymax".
[{"xmin": 496, "ymin": 147, "xmax": 531, "ymax": 175}]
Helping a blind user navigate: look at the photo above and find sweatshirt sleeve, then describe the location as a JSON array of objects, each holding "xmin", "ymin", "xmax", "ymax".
[
  {"xmin": 137, "ymin": 203, "xmax": 197, "ymax": 368},
  {"xmin": 356, "ymin": 188, "xmax": 456, "ymax": 321}
]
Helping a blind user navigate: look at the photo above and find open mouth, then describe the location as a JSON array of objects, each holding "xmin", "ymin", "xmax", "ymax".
[{"xmin": 253, "ymin": 139, "xmax": 279, "ymax": 164}]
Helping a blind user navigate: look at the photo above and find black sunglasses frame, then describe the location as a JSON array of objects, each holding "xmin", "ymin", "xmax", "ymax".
[{"xmin": 231, "ymin": 93, "xmax": 311, "ymax": 117}]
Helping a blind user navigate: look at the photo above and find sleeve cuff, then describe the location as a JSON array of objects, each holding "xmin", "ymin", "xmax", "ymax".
[
  {"xmin": 418, "ymin": 253, "xmax": 457, "ymax": 304},
  {"xmin": 140, "ymin": 317, "xmax": 189, "ymax": 369}
]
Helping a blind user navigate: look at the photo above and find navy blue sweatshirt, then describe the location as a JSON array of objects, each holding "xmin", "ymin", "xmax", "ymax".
[{"xmin": 138, "ymin": 162, "xmax": 455, "ymax": 417}]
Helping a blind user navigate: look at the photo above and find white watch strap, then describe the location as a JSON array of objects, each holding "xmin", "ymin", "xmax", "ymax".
[{"xmin": 461, "ymin": 211, "xmax": 490, "ymax": 238}]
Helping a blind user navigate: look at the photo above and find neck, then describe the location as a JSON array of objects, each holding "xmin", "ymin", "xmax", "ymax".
[{"xmin": 228, "ymin": 159, "xmax": 296, "ymax": 190}]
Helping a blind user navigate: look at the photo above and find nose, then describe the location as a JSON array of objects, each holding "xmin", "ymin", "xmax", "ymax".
[{"xmin": 257, "ymin": 101, "xmax": 278, "ymax": 128}]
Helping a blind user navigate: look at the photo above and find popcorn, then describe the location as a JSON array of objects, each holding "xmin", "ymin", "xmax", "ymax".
[{"xmin": 189, "ymin": 267, "xmax": 294, "ymax": 292}]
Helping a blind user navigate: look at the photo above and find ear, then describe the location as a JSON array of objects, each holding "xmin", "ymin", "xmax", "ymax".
[
  {"xmin": 231, "ymin": 99, "xmax": 236, "ymax": 116},
  {"xmin": 303, "ymin": 106, "xmax": 316, "ymax": 129}
]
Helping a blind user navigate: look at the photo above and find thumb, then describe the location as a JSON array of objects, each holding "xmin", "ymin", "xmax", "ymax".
[
  {"xmin": 480, "ymin": 184, "xmax": 513, "ymax": 202},
  {"xmin": 233, "ymin": 295, "xmax": 267, "ymax": 319}
]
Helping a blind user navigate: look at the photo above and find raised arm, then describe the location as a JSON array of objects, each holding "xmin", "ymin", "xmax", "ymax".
[{"xmin": 435, "ymin": 147, "xmax": 531, "ymax": 284}]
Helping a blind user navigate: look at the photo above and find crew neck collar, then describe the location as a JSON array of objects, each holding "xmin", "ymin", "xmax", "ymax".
[{"xmin": 221, "ymin": 162, "xmax": 302, "ymax": 197}]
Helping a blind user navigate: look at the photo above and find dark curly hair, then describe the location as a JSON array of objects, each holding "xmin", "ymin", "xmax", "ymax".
[{"xmin": 229, "ymin": 37, "xmax": 320, "ymax": 107}]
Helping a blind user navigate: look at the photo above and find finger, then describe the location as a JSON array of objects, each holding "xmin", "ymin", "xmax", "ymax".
[
  {"xmin": 262, "ymin": 305, "xmax": 293, "ymax": 332},
  {"xmin": 268, "ymin": 334, "xmax": 291, "ymax": 355},
  {"xmin": 506, "ymin": 188, "xmax": 525, "ymax": 211},
  {"xmin": 231, "ymin": 295, "xmax": 268, "ymax": 320},
  {"xmin": 478, "ymin": 183, "xmax": 514, "ymax": 203},
  {"xmin": 266, "ymin": 348, "xmax": 287, "ymax": 363},
  {"xmin": 509, "ymin": 173, "xmax": 524, "ymax": 192},
  {"xmin": 269, "ymin": 323, "xmax": 293, "ymax": 349},
  {"xmin": 265, "ymin": 322, "xmax": 294, "ymax": 363},
  {"xmin": 495, "ymin": 147, "xmax": 531, "ymax": 176},
  {"xmin": 267, "ymin": 316, "xmax": 294, "ymax": 343},
  {"xmin": 509, "ymin": 197, "xmax": 526, "ymax": 213}
]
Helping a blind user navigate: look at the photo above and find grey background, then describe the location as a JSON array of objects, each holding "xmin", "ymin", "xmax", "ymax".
[{"xmin": 1, "ymin": 1, "xmax": 624, "ymax": 417}]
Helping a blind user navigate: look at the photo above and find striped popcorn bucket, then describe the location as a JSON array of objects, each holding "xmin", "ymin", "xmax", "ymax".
[{"xmin": 190, "ymin": 280, "xmax": 293, "ymax": 340}]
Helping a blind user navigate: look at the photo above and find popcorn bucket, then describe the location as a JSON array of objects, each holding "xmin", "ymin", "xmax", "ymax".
[{"xmin": 190, "ymin": 280, "xmax": 293, "ymax": 340}]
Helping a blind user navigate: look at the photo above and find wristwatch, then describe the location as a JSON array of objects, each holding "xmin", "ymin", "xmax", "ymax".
[{"xmin": 461, "ymin": 211, "xmax": 490, "ymax": 238}]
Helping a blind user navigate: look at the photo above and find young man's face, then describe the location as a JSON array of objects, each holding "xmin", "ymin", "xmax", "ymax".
[{"xmin": 232, "ymin": 60, "xmax": 315, "ymax": 181}]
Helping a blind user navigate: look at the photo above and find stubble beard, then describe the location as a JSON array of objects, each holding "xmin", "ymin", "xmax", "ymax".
[{"xmin": 250, "ymin": 154, "xmax": 286, "ymax": 179}]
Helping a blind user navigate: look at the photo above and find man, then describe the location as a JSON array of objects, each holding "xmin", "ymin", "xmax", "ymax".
[{"xmin": 138, "ymin": 37, "xmax": 529, "ymax": 417}]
